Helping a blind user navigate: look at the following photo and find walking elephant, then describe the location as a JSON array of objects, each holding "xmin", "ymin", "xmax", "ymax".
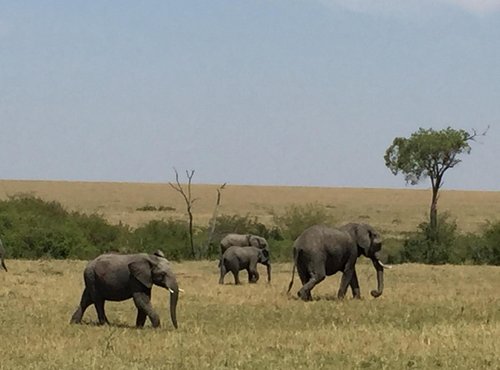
[
  {"xmin": 219, "ymin": 246, "xmax": 271, "ymax": 285},
  {"xmin": 287, "ymin": 223, "xmax": 389, "ymax": 301},
  {"xmin": 220, "ymin": 233, "xmax": 269, "ymax": 254},
  {"xmin": 70, "ymin": 250, "xmax": 180, "ymax": 329},
  {"xmin": 0, "ymin": 238, "xmax": 7, "ymax": 272}
]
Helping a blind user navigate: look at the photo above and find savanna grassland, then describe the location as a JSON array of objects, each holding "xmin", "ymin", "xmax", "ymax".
[
  {"xmin": 0, "ymin": 180, "xmax": 500, "ymax": 369},
  {"xmin": 1, "ymin": 179, "xmax": 500, "ymax": 235},
  {"xmin": 0, "ymin": 259, "xmax": 499, "ymax": 369}
]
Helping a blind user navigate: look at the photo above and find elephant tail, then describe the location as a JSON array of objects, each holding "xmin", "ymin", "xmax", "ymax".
[{"xmin": 286, "ymin": 248, "xmax": 298, "ymax": 295}]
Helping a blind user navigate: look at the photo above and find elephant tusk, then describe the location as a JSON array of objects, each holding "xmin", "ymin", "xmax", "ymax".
[
  {"xmin": 169, "ymin": 288, "xmax": 185, "ymax": 293},
  {"xmin": 377, "ymin": 260, "xmax": 393, "ymax": 269}
]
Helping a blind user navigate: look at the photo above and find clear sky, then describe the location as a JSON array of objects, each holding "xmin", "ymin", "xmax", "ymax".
[{"xmin": 1, "ymin": 1, "xmax": 499, "ymax": 190}]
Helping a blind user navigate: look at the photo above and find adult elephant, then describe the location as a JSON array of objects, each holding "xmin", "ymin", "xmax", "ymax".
[
  {"xmin": 70, "ymin": 250, "xmax": 180, "ymax": 329},
  {"xmin": 0, "ymin": 238, "xmax": 7, "ymax": 272},
  {"xmin": 220, "ymin": 233, "xmax": 269, "ymax": 254},
  {"xmin": 219, "ymin": 246, "xmax": 271, "ymax": 285},
  {"xmin": 287, "ymin": 223, "xmax": 389, "ymax": 301}
]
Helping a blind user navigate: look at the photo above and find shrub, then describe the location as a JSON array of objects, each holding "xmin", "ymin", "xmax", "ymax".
[
  {"xmin": 131, "ymin": 219, "xmax": 192, "ymax": 261},
  {"xmin": 400, "ymin": 213, "xmax": 458, "ymax": 264},
  {"xmin": 0, "ymin": 196, "xmax": 129, "ymax": 260},
  {"xmin": 272, "ymin": 203, "xmax": 335, "ymax": 241},
  {"xmin": 461, "ymin": 221, "xmax": 500, "ymax": 265},
  {"xmin": 136, "ymin": 205, "xmax": 158, "ymax": 211}
]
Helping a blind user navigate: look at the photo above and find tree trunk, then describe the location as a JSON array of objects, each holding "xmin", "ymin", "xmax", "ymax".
[
  {"xmin": 429, "ymin": 179, "xmax": 440, "ymax": 241},
  {"xmin": 205, "ymin": 184, "xmax": 225, "ymax": 259},
  {"xmin": 188, "ymin": 208, "xmax": 195, "ymax": 259}
]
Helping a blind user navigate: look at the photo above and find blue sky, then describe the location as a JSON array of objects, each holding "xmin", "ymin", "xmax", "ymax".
[{"xmin": 1, "ymin": 1, "xmax": 499, "ymax": 190}]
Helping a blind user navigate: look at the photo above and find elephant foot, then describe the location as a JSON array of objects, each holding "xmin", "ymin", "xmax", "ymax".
[
  {"xmin": 150, "ymin": 315, "xmax": 161, "ymax": 328},
  {"xmin": 298, "ymin": 289, "xmax": 312, "ymax": 301}
]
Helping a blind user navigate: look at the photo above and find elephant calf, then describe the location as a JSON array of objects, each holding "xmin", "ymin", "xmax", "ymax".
[
  {"xmin": 219, "ymin": 246, "xmax": 271, "ymax": 285},
  {"xmin": 70, "ymin": 250, "xmax": 180, "ymax": 329}
]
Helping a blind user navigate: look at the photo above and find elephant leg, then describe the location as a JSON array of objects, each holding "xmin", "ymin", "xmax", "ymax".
[
  {"xmin": 133, "ymin": 292, "xmax": 160, "ymax": 328},
  {"xmin": 338, "ymin": 267, "xmax": 355, "ymax": 299},
  {"xmin": 349, "ymin": 269, "xmax": 361, "ymax": 299},
  {"xmin": 70, "ymin": 288, "xmax": 93, "ymax": 324},
  {"xmin": 219, "ymin": 264, "xmax": 227, "ymax": 285},
  {"xmin": 232, "ymin": 269, "xmax": 241, "ymax": 285},
  {"xmin": 296, "ymin": 260, "xmax": 312, "ymax": 301},
  {"xmin": 298, "ymin": 264, "xmax": 325, "ymax": 302},
  {"xmin": 93, "ymin": 298, "xmax": 110, "ymax": 325},
  {"xmin": 136, "ymin": 309, "xmax": 147, "ymax": 327},
  {"xmin": 248, "ymin": 268, "xmax": 259, "ymax": 283}
]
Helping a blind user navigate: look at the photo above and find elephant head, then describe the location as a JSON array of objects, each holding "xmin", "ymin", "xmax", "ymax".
[
  {"xmin": 342, "ymin": 223, "xmax": 385, "ymax": 298},
  {"xmin": 257, "ymin": 248, "xmax": 272, "ymax": 282},
  {"xmin": 248, "ymin": 235, "xmax": 269, "ymax": 249},
  {"xmin": 128, "ymin": 255, "xmax": 179, "ymax": 328}
]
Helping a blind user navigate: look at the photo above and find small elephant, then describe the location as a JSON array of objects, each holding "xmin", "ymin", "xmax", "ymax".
[
  {"xmin": 219, "ymin": 246, "xmax": 271, "ymax": 285},
  {"xmin": 70, "ymin": 250, "xmax": 179, "ymax": 329},
  {"xmin": 287, "ymin": 223, "xmax": 389, "ymax": 301},
  {"xmin": 220, "ymin": 233, "xmax": 269, "ymax": 254},
  {"xmin": 0, "ymin": 238, "xmax": 7, "ymax": 272}
]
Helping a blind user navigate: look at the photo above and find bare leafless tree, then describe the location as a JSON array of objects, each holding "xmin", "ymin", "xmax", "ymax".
[
  {"xmin": 205, "ymin": 183, "xmax": 226, "ymax": 258},
  {"xmin": 169, "ymin": 168, "xmax": 197, "ymax": 258}
]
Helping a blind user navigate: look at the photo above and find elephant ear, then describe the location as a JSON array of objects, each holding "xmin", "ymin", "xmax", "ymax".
[
  {"xmin": 258, "ymin": 237, "xmax": 267, "ymax": 248},
  {"xmin": 354, "ymin": 224, "xmax": 371, "ymax": 256},
  {"xmin": 128, "ymin": 258, "xmax": 153, "ymax": 289},
  {"xmin": 247, "ymin": 234, "xmax": 255, "ymax": 246},
  {"xmin": 259, "ymin": 248, "xmax": 270, "ymax": 262},
  {"xmin": 153, "ymin": 250, "xmax": 165, "ymax": 258}
]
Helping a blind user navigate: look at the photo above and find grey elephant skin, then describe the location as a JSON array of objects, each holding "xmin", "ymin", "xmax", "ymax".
[
  {"xmin": 220, "ymin": 233, "xmax": 269, "ymax": 254},
  {"xmin": 70, "ymin": 250, "xmax": 179, "ymax": 329},
  {"xmin": 287, "ymin": 223, "xmax": 386, "ymax": 301},
  {"xmin": 0, "ymin": 238, "xmax": 7, "ymax": 272},
  {"xmin": 219, "ymin": 246, "xmax": 271, "ymax": 285}
]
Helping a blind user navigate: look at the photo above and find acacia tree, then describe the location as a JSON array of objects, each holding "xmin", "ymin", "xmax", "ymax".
[{"xmin": 384, "ymin": 127, "xmax": 483, "ymax": 239}]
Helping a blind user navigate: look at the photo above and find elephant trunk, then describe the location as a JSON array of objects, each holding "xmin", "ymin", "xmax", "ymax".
[
  {"xmin": 370, "ymin": 258, "xmax": 384, "ymax": 298},
  {"xmin": 266, "ymin": 263, "xmax": 271, "ymax": 283},
  {"xmin": 166, "ymin": 277, "xmax": 179, "ymax": 329}
]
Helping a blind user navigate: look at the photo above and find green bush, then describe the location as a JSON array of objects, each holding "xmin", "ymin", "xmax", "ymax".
[
  {"xmin": 400, "ymin": 213, "xmax": 458, "ymax": 264},
  {"xmin": 272, "ymin": 203, "xmax": 335, "ymax": 241},
  {"xmin": 269, "ymin": 239, "xmax": 294, "ymax": 263},
  {"xmin": 0, "ymin": 196, "xmax": 130, "ymax": 260},
  {"xmin": 1, "ymin": 195, "xmax": 499, "ymax": 265},
  {"xmin": 131, "ymin": 219, "xmax": 192, "ymax": 261},
  {"xmin": 480, "ymin": 222, "xmax": 500, "ymax": 265},
  {"xmin": 381, "ymin": 236, "xmax": 404, "ymax": 264},
  {"xmin": 461, "ymin": 222, "xmax": 500, "ymax": 265}
]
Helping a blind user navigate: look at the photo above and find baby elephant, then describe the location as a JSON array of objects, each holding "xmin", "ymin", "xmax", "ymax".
[{"xmin": 219, "ymin": 246, "xmax": 271, "ymax": 285}]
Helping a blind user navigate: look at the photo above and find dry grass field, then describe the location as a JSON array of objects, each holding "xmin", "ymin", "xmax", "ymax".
[
  {"xmin": 1, "ymin": 180, "xmax": 500, "ymax": 236},
  {"xmin": 1, "ymin": 180, "xmax": 499, "ymax": 368},
  {"xmin": 0, "ymin": 259, "xmax": 499, "ymax": 369}
]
